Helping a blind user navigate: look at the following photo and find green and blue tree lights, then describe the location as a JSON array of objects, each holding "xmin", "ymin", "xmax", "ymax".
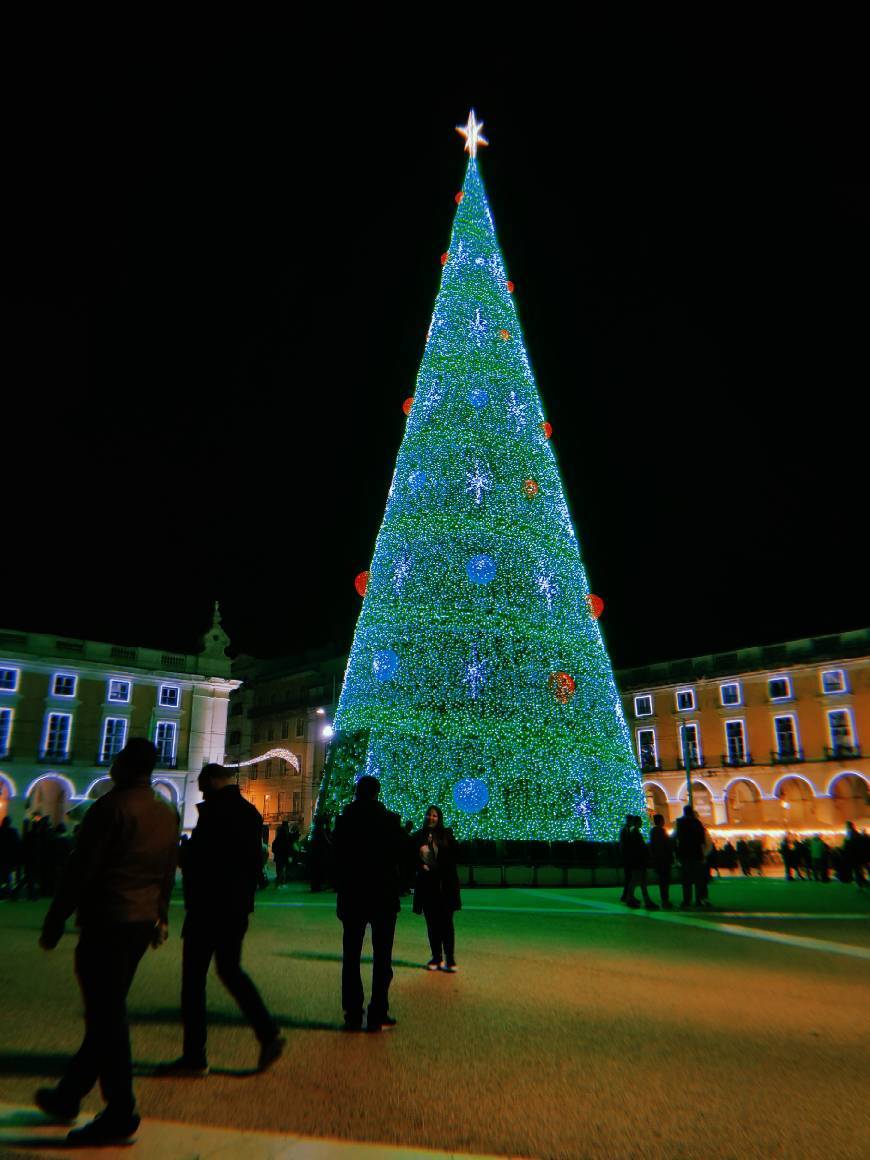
[{"xmin": 318, "ymin": 112, "xmax": 645, "ymax": 839}]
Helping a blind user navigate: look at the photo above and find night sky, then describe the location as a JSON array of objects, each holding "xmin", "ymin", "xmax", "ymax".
[{"xmin": 5, "ymin": 43, "xmax": 867, "ymax": 668}]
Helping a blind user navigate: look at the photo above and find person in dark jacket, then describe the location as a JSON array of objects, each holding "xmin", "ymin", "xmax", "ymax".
[
  {"xmin": 649, "ymin": 813, "xmax": 673, "ymax": 908},
  {"xmin": 0, "ymin": 815, "xmax": 21, "ymax": 899},
  {"xmin": 35, "ymin": 738, "xmax": 179, "ymax": 1146},
  {"xmin": 332, "ymin": 775, "xmax": 408, "ymax": 1031},
  {"xmin": 157, "ymin": 763, "xmax": 284, "ymax": 1076},
  {"xmin": 272, "ymin": 820, "xmax": 292, "ymax": 887},
  {"xmin": 621, "ymin": 815, "xmax": 659, "ymax": 910},
  {"xmin": 674, "ymin": 804, "xmax": 712, "ymax": 909},
  {"xmin": 412, "ymin": 805, "xmax": 462, "ymax": 971}
]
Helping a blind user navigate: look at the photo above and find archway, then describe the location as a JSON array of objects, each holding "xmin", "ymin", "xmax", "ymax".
[
  {"xmin": 0, "ymin": 774, "xmax": 13, "ymax": 823},
  {"xmin": 725, "ymin": 778, "xmax": 765, "ymax": 827},
  {"xmin": 644, "ymin": 782, "xmax": 669, "ymax": 821},
  {"xmin": 153, "ymin": 781, "xmax": 178, "ymax": 806},
  {"xmin": 679, "ymin": 780, "xmax": 714, "ymax": 823},
  {"xmin": 774, "ymin": 775, "xmax": 819, "ymax": 829},
  {"xmin": 28, "ymin": 776, "xmax": 71, "ymax": 825},
  {"xmin": 829, "ymin": 774, "xmax": 870, "ymax": 826},
  {"xmin": 87, "ymin": 778, "xmax": 112, "ymax": 801}
]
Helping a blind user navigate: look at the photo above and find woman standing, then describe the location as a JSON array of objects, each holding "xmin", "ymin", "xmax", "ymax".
[{"xmin": 412, "ymin": 806, "xmax": 461, "ymax": 972}]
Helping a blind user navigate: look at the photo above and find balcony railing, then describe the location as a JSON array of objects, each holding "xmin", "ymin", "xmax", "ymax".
[
  {"xmin": 677, "ymin": 755, "xmax": 705, "ymax": 770},
  {"xmin": 824, "ymin": 744, "xmax": 862, "ymax": 761},
  {"xmin": 39, "ymin": 750, "xmax": 72, "ymax": 764},
  {"xmin": 771, "ymin": 748, "xmax": 804, "ymax": 765},
  {"xmin": 639, "ymin": 757, "xmax": 661, "ymax": 773},
  {"xmin": 721, "ymin": 752, "xmax": 754, "ymax": 768}
]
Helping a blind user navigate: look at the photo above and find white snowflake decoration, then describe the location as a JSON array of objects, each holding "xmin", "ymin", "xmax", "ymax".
[
  {"xmin": 573, "ymin": 788, "xmax": 593, "ymax": 836},
  {"xmin": 535, "ymin": 569, "xmax": 557, "ymax": 611},
  {"xmin": 475, "ymin": 256, "xmax": 485, "ymax": 266},
  {"xmin": 507, "ymin": 391, "xmax": 528, "ymax": 431},
  {"xmin": 463, "ymin": 646, "xmax": 488, "ymax": 700},
  {"xmin": 392, "ymin": 549, "xmax": 412, "ymax": 593},
  {"xmin": 488, "ymin": 254, "xmax": 502, "ymax": 280},
  {"xmin": 465, "ymin": 461, "xmax": 493, "ymax": 506}
]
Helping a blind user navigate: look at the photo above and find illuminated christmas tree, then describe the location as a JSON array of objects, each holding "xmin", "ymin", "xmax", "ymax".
[{"xmin": 319, "ymin": 112, "xmax": 645, "ymax": 840}]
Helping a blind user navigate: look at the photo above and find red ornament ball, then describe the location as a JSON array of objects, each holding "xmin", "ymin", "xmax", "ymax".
[
  {"xmin": 354, "ymin": 571, "xmax": 369, "ymax": 597},
  {"xmin": 549, "ymin": 671, "xmax": 576, "ymax": 705},
  {"xmin": 587, "ymin": 594, "xmax": 605, "ymax": 620},
  {"xmin": 506, "ymin": 280, "xmax": 515, "ymax": 294},
  {"xmin": 402, "ymin": 397, "xmax": 414, "ymax": 416},
  {"xmin": 455, "ymin": 192, "xmax": 464, "ymax": 204},
  {"xmin": 541, "ymin": 421, "xmax": 553, "ymax": 440},
  {"xmin": 499, "ymin": 328, "xmax": 510, "ymax": 341},
  {"xmin": 523, "ymin": 478, "xmax": 540, "ymax": 499},
  {"xmin": 440, "ymin": 252, "xmax": 449, "ymax": 266}
]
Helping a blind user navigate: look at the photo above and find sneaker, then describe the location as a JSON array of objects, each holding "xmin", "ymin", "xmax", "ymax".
[
  {"xmin": 34, "ymin": 1086, "xmax": 79, "ymax": 1122},
  {"xmin": 366, "ymin": 1014, "xmax": 397, "ymax": 1032},
  {"xmin": 440, "ymin": 960, "xmax": 458, "ymax": 973},
  {"xmin": 66, "ymin": 1110, "xmax": 140, "ymax": 1146},
  {"xmin": 257, "ymin": 1034, "xmax": 286, "ymax": 1072},
  {"xmin": 152, "ymin": 1056, "xmax": 210, "ymax": 1078},
  {"xmin": 342, "ymin": 1017, "xmax": 364, "ymax": 1032},
  {"xmin": 426, "ymin": 958, "xmax": 442, "ymax": 971},
  {"xmin": 624, "ymin": 898, "xmax": 641, "ymax": 909}
]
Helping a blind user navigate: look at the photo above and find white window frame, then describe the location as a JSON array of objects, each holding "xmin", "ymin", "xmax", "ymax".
[
  {"xmin": 675, "ymin": 688, "xmax": 695, "ymax": 712},
  {"xmin": 43, "ymin": 711, "xmax": 73, "ymax": 756},
  {"xmin": 52, "ymin": 672, "xmax": 78, "ymax": 699},
  {"xmin": 101, "ymin": 716, "xmax": 129, "ymax": 762},
  {"xmin": 107, "ymin": 678, "xmax": 132, "ymax": 704},
  {"xmin": 154, "ymin": 720, "xmax": 178, "ymax": 764},
  {"xmin": 826, "ymin": 707, "xmax": 856, "ymax": 750},
  {"xmin": 724, "ymin": 718, "xmax": 747, "ymax": 764},
  {"xmin": 295, "ymin": 717, "xmax": 305, "ymax": 738},
  {"xmin": 158, "ymin": 684, "xmax": 181, "ymax": 709},
  {"xmin": 772, "ymin": 713, "xmax": 800, "ymax": 758},
  {"xmin": 820, "ymin": 669, "xmax": 847, "ymax": 695},
  {"xmin": 633, "ymin": 694, "xmax": 653, "ymax": 718},
  {"xmin": 0, "ymin": 706, "xmax": 14, "ymax": 754},
  {"xmin": 719, "ymin": 681, "xmax": 741, "ymax": 707},
  {"xmin": 636, "ymin": 727, "xmax": 658, "ymax": 767},
  {"xmin": 767, "ymin": 674, "xmax": 792, "ymax": 702},
  {"xmin": 678, "ymin": 721, "xmax": 702, "ymax": 766},
  {"xmin": 0, "ymin": 667, "xmax": 20, "ymax": 693}
]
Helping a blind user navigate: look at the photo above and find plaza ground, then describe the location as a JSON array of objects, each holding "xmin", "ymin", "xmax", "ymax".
[{"xmin": 0, "ymin": 878, "xmax": 868, "ymax": 1159}]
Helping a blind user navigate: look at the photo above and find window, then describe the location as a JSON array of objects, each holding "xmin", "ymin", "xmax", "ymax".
[
  {"xmin": 52, "ymin": 673, "xmax": 77, "ymax": 698},
  {"xmin": 292, "ymin": 791, "xmax": 302, "ymax": 814},
  {"xmin": 634, "ymin": 695, "xmax": 653, "ymax": 718},
  {"xmin": 229, "ymin": 730, "xmax": 241, "ymax": 746},
  {"xmin": 0, "ymin": 667, "xmax": 20, "ymax": 692},
  {"xmin": 43, "ymin": 712, "xmax": 72, "ymax": 757},
  {"xmin": 720, "ymin": 682, "xmax": 741, "ymax": 707},
  {"xmin": 0, "ymin": 707, "xmax": 13, "ymax": 755},
  {"xmin": 107, "ymin": 679, "xmax": 131, "ymax": 703},
  {"xmin": 159, "ymin": 685, "xmax": 181, "ymax": 709},
  {"xmin": 265, "ymin": 761, "xmax": 273, "ymax": 779},
  {"xmin": 821, "ymin": 669, "xmax": 846, "ymax": 695},
  {"xmin": 636, "ymin": 728, "xmax": 657, "ymax": 769},
  {"xmin": 675, "ymin": 689, "xmax": 695, "ymax": 712},
  {"xmin": 295, "ymin": 717, "xmax": 305, "ymax": 738},
  {"xmin": 281, "ymin": 719, "xmax": 289, "ymax": 738},
  {"xmin": 267, "ymin": 724, "xmax": 275, "ymax": 742},
  {"xmin": 725, "ymin": 720, "xmax": 747, "ymax": 765},
  {"xmin": 768, "ymin": 676, "xmax": 792, "ymax": 701},
  {"xmin": 773, "ymin": 715, "xmax": 799, "ymax": 759},
  {"xmin": 249, "ymin": 765, "xmax": 259, "ymax": 781},
  {"xmin": 101, "ymin": 717, "xmax": 128, "ymax": 762},
  {"xmin": 679, "ymin": 722, "xmax": 701, "ymax": 766},
  {"xmin": 827, "ymin": 709, "xmax": 855, "ymax": 753},
  {"xmin": 154, "ymin": 721, "xmax": 177, "ymax": 764}
]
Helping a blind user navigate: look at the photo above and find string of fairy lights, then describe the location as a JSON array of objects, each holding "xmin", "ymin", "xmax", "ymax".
[{"xmin": 319, "ymin": 113, "xmax": 645, "ymax": 840}]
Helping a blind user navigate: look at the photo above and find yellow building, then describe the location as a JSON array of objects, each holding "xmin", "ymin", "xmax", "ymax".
[
  {"xmin": 618, "ymin": 627, "xmax": 870, "ymax": 839},
  {"xmin": 0, "ymin": 605, "xmax": 240, "ymax": 832}
]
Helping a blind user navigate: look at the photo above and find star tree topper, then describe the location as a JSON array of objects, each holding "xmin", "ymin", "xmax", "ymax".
[{"xmin": 456, "ymin": 109, "xmax": 489, "ymax": 158}]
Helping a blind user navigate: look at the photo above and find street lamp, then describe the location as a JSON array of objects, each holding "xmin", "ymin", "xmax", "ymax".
[{"xmin": 321, "ymin": 723, "xmax": 334, "ymax": 740}]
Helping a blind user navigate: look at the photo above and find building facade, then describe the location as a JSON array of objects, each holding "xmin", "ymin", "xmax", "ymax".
[
  {"xmin": 226, "ymin": 649, "xmax": 344, "ymax": 836},
  {"xmin": 618, "ymin": 627, "xmax": 870, "ymax": 838},
  {"xmin": 0, "ymin": 604, "xmax": 240, "ymax": 832}
]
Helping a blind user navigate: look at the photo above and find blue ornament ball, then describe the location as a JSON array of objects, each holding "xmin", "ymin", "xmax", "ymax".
[
  {"xmin": 468, "ymin": 387, "xmax": 489, "ymax": 409},
  {"xmin": 453, "ymin": 777, "xmax": 490, "ymax": 813},
  {"xmin": 407, "ymin": 470, "xmax": 427, "ymax": 493},
  {"xmin": 466, "ymin": 553, "xmax": 496, "ymax": 585},
  {"xmin": 372, "ymin": 648, "xmax": 399, "ymax": 681}
]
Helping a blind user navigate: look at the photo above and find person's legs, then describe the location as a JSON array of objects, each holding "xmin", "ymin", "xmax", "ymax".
[
  {"xmin": 58, "ymin": 924, "xmax": 152, "ymax": 1119},
  {"xmin": 680, "ymin": 861, "xmax": 693, "ymax": 905},
  {"xmin": 181, "ymin": 916, "xmax": 215, "ymax": 1065},
  {"xmin": 442, "ymin": 906, "xmax": 456, "ymax": 963},
  {"xmin": 340, "ymin": 913, "xmax": 367, "ymax": 1024},
  {"xmin": 213, "ymin": 918, "xmax": 279, "ymax": 1045},
  {"xmin": 368, "ymin": 909, "xmax": 397, "ymax": 1023},
  {"xmin": 422, "ymin": 901, "xmax": 442, "ymax": 961},
  {"xmin": 655, "ymin": 865, "xmax": 671, "ymax": 906}
]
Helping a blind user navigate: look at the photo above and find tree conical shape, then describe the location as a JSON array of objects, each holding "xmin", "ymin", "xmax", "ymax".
[{"xmin": 319, "ymin": 150, "xmax": 645, "ymax": 839}]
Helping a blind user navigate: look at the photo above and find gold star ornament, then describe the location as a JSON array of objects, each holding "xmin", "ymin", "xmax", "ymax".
[{"xmin": 456, "ymin": 109, "xmax": 489, "ymax": 158}]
